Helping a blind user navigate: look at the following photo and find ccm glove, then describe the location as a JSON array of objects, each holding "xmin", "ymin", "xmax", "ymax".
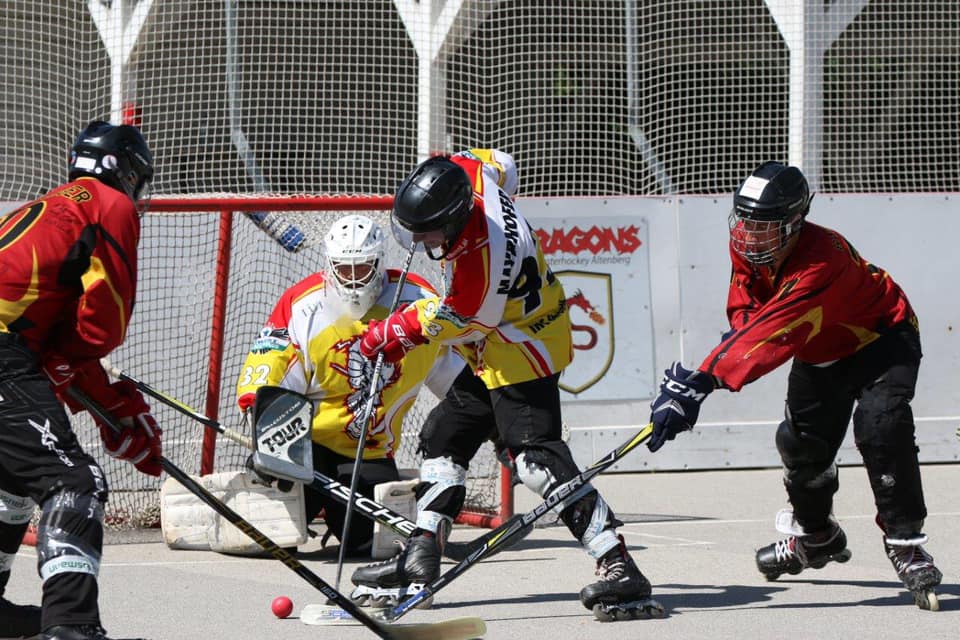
[
  {"xmin": 359, "ymin": 305, "xmax": 427, "ymax": 363},
  {"xmin": 96, "ymin": 379, "xmax": 163, "ymax": 477},
  {"xmin": 647, "ymin": 362, "xmax": 715, "ymax": 452}
]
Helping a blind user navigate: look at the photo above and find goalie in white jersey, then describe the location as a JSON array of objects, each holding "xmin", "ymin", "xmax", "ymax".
[
  {"xmin": 351, "ymin": 150, "xmax": 659, "ymax": 621},
  {"xmin": 235, "ymin": 215, "xmax": 459, "ymax": 557}
]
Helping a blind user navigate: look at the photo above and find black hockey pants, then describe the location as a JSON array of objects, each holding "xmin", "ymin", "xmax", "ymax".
[
  {"xmin": 777, "ymin": 321, "xmax": 927, "ymax": 537},
  {"xmin": 0, "ymin": 332, "xmax": 106, "ymax": 631}
]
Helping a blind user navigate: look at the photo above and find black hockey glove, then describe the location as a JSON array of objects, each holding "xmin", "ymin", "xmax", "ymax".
[
  {"xmin": 647, "ymin": 362, "xmax": 715, "ymax": 452},
  {"xmin": 244, "ymin": 453, "xmax": 295, "ymax": 493}
]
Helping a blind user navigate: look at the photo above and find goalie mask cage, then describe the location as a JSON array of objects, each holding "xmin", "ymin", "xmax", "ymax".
[{"xmin": 95, "ymin": 196, "xmax": 514, "ymax": 532}]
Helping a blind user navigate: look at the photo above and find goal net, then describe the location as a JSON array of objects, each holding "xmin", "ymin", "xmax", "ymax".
[
  {"xmin": 92, "ymin": 196, "xmax": 513, "ymax": 531},
  {"xmin": 3, "ymin": 1, "xmax": 959, "ymax": 533}
]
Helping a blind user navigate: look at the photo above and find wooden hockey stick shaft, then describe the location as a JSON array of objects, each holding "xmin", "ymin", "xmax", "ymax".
[{"xmin": 68, "ymin": 386, "xmax": 484, "ymax": 640}]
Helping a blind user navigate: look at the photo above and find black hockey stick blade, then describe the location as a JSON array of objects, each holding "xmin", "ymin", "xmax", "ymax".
[{"xmin": 68, "ymin": 387, "xmax": 485, "ymax": 640}]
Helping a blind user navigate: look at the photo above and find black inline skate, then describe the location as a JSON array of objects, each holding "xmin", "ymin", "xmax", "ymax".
[
  {"xmin": 579, "ymin": 535, "xmax": 665, "ymax": 622},
  {"xmin": 884, "ymin": 535, "xmax": 942, "ymax": 611},
  {"xmin": 350, "ymin": 531, "xmax": 440, "ymax": 609},
  {"xmin": 756, "ymin": 520, "xmax": 851, "ymax": 580}
]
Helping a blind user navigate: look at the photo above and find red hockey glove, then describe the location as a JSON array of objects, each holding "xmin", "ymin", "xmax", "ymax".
[
  {"xmin": 359, "ymin": 306, "xmax": 427, "ymax": 363},
  {"xmin": 96, "ymin": 379, "xmax": 163, "ymax": 477},
  {"xmin": 41, "ymin": 354, "xmax": 112, "ymax": 413},
  {"xmin": 237, "ymin": 392, "xmax": 256, "ymax": 413}
]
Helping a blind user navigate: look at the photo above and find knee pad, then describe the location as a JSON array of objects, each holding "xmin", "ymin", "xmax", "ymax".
[
  {"xmin": 414, "ymin": 457, "xmax": 466, "ymax": 533},
  {"xmin": 36, "ymin": 466, "xmax": 107, "ymax": 585},
  {"xmin": 514, "ymin": 449, "xmax": 618, "ymax": 557},
  {"xmin": 0, "ymin": 489, "xmax": 34, "ymax": 569},
  {"xmin": 0, "ymin": 489, "xmax": 37, "ymax": 536},
  {"xmin": 775, "ymin": 419, "xmax": 837, "ymax": 489},
  {"xmin": 0, "ymin": 489, "xmax": 36, "ymax": 528}
]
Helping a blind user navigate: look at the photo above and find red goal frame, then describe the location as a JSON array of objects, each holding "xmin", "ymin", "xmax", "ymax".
[{"xmin": 151, "ymin": 195, "xmax": 514, "ymax": 529}]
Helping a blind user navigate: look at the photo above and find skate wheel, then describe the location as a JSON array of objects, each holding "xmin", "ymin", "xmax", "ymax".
[
  {"xmin": 351, "ymin": 594, "xmax": 370, "ymax": 607},
  {"xmin": 591, "ymin": 604, "xmax": 617, "ymax": 623},
  {"xmin": 762, "ymin": 572, "xmax": 782, "ymax": 582},
  {"xmin": 412, "ymin": 595, "xmax": 434, "ymax": 610},
  {"xmin": 833, "ymin": 549, "xmax": 852, "ymax": 564},
  {"xmin": 591, "ymin": 599, "xmax": 665, "ymax": 622},
  {"xmin": 368, "ymin": 596, "xmax": 392, "ymax": 609},
  {"xmin": 914, "ymin": 589, "xmax": 939, "ymax": 612}
]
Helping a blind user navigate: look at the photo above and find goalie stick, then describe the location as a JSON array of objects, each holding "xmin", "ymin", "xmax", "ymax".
[
  {"xmin": 99, "ymin": 359, "xmax": 519, "ymax": 562},
  {"xmin": 380, "ymin": 423, "xmax": 655, "ymax": 622},
  {"xmin": 68, "ymin": 386, "xmax": 485, "ymax": 640}
]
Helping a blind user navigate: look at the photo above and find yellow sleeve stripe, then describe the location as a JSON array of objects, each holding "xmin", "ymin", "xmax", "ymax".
[{"xmin": 80, "ymin": 256, "xmax": 127, "ymax": 337}]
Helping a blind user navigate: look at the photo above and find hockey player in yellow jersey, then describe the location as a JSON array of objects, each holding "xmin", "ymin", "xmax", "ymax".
[
  {"xmin": 351, "ymin": 150, "xmax": 661, "ymax": 622},
  {"xmin": 236, "ymin": 214, "xmax": 461, "ymax": 556}
]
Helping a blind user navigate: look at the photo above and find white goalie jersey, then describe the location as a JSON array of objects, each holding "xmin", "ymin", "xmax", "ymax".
[{"xmin": 237, "ymin": 269, "xmax": 461, "ymax": 460}]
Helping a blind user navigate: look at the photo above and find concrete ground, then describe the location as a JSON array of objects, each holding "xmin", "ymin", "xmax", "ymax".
[{"xmin": 7, "ymin": 464, "xmax": 960, "ymax": 640}]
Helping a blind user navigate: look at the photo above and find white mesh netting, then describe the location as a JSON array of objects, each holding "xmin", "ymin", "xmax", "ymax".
[{"xmin": 3, "ymin": 1, "xmax": 959, "ymax": 530}]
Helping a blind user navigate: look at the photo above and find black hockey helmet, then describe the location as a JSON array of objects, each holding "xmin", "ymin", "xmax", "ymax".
[
  {"xmin": 392, "ymin": 156, "xmax": 474, "ymax": 259},
  {"xmin": 69, "ymin": 120, "xmax": 155, "ymax": 207},
  {"xmin": 729, "ymin": 161, "xmax": 812, "ymax": 264}
]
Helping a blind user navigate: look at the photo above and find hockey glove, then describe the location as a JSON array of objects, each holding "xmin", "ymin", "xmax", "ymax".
[
  {"xmin": 96, "ymin": 380, "xmax": 163, "ymax": 477},
  {"xmin": 359, "ymin": 305, "xmax": 427, "ymax": 363},
  {"xmin": 647, "ymin": 362, "xmax": 715, "ymax": 452},
  {"xmin": 41, "ymin": 354, "xmax": 112, "ymax": 413}
]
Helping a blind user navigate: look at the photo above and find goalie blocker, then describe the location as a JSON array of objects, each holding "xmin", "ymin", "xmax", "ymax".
[{"xmin": 250, "ymin": 386, "xmax": 314, "ymax": 484}]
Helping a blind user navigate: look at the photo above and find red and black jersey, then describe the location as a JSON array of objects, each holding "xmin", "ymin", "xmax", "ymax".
[
  {"xmin": 0, "ymin": 177, "xmax": 140, "ymax": 360},
  {"xmin": 700, "ymin": 222, "xmax": 914, "ymax": 391}
]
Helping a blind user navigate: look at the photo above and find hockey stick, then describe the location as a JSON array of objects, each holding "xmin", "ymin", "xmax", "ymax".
[
  {"xmin": 67, "ymin": 386, "xmax": 485, "ymax": 640},
  {"xmin": 337, "ymin": 238, "xmax": 418, "ymax": 590},
  {"xmin": 100, "ymin": 358, "xmax": 516, "ymax": 562},
  {"xmin": 380, "ymin": 423, "xmax": 655, "ymax": 622}
]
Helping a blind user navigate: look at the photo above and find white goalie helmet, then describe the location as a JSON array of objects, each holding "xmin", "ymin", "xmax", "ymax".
[{"xmin": 323, "ymin": 214, "xmax": 386, "ymax": 320}]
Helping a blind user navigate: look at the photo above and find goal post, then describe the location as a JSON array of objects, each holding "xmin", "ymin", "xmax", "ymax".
[{"xmin": 94, "ymin": 195, "xmax": 513, "ymax": 532}]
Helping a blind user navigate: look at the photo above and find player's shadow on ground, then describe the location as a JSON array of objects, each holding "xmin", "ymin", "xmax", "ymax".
[
  {"xmin": 432, "ymin": 582, "xmax": 784, "ymax": 616},
  {"xmin": 767, "ymin": 578, "xmax": 960, "ymax": 611}
]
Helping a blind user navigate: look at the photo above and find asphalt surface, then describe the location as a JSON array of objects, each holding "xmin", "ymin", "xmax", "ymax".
[{"xmin": 8, "ymin": 464, "xmax": 960, "ymax": 640}]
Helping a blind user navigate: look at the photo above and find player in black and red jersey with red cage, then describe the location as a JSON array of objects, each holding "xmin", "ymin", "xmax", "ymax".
[
  {"xmin": 646, "ymin": 160, "xmax": 942, "ymax": 610},
  {"xmin": 0, "ymin": 121, "xmax": 162, "ymax": 640}
]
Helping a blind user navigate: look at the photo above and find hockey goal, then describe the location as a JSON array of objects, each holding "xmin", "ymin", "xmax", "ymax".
[{"xmin": 81, "ymin": 195, "xmax": 512, "ymax": 533}]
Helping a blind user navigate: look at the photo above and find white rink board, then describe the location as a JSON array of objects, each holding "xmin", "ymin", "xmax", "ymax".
[{"xmin": 521, "ymin": 194, "xmax": 960, "ymax": 471}]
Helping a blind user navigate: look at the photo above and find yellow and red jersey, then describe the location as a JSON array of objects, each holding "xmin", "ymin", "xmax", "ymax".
[
  {"xmin": 407, "ymin": 153, "xmax": 572, "ymax": 389},
  {"xmin": 236, "ymin": 269, "xmax": 457, "ymax": 459},
  {"xmin": 700, "ymin": 222, "xmax": 915, "ymax": 391},
  {"xmin": 0, "ymin": 177, "xmax": 139, "ymax": 359}
]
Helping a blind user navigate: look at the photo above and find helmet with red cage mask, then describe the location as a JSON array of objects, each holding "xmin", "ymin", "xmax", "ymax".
[{"xmin": 729, "ymin": 161, "xmax": 812, "ymax": 265}]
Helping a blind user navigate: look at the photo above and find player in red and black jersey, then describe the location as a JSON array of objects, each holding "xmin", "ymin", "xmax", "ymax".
[
  {"xmin": 0, "ymin": 122, "xmax": 162, "ymax": 640},
  {"xmin": 646, "ymin": 161, "xmax": 942, "ymax": 609}
]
